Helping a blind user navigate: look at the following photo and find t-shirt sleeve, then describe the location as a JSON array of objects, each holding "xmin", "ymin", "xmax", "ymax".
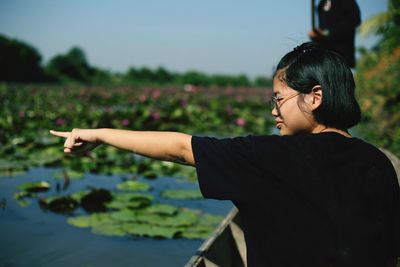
[
  {"xmin": 191, "ymin": 135, "xmax": 260, "ymax": 201},
  {"xmin": 191, "ymin": 135, "xmax": 289, "ymax": 202}
]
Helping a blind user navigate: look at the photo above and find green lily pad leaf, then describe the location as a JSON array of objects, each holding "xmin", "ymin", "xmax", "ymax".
[
  {"xmin": 10, "ymin": 136, "xmax": 27, "ymax": 146},
  {"xmin": 141, "ymin": 170, "xmax": 158, "ymax": 179},
  {"xmin": 116, "ymin": 180, "xmax": 150, "ymax": 191},
  {"xmin": 180, "ymin": 213, "xmax": 224, "ymax": 239},
  {"xmin": 80, "ymin": 188, "xmax": 112, "ymax": 213},
  {"xmin": 13, "ymin": 191, "xmax": 35, "ymax": 200},
  {"xmin": 181, "ymin": 225, "xmax": 213, "ymax": 239},
  {"xmin": 0, "ymin": 159, "xmax": 28, "ymax": 177},
  {"xmin": 197, "ymin": 214, "xmax": 224, "ymax": 226},
  {"xmin": 89, "ymin": 213, "xmax": 115, "ymax": 226},
  {"xmin": 70, "ymin": 190, "xmax": 89, "ymax": 202},
  {"xmin": 122, "ymin": 222, "xmax": 180, "ymax": 238},
  {"xmin": 106, "ymin": 192, "xmax": 153, "ymax": 210},
  {"xmin": 110, "ymin": 209, "xmax": 137, "ymax": 222},
  {"xmin": 135, "ymin": 209, "xmax": 198, "ymax": 227},
  {"xmin": 143, "ymin": 203, "xmax": 178, "ymax": 216},
  {"xmin": 18, "ymin": 181, "xmax": 51, "ymax": 193},
  {"xmin": 16, "ymin": 199, "xmax": 31, "ymax": 208},
  {"xmin": 52, "ymin": 170, "xmax": 84, "ymax": 180},
  {"xmin": 13, "ymin": 191, "xmax": 34, "ymax": 207},
  {"xmin": 92, "ymin": 223, "xmax": 126, "ymax": 237},
  {"xmin": 39, "ymin": 195, "xmax": 79, "ymax": 213},
  {"xmin": 161, "ymin": 189, "xmax": 203, "ymax": 200},
  {"xmin": 28, "ymin": 147, "xmax": 63, "ymax": 166},
  {"xmin": 67, "ymin": 213, "xmax": 114, "ymax": 229},
  {"xmin": 67, "ymin": 215, "xmax": 92, "ymax": 228},
  {"xmin": 113, "ymin": 192, "xmax": 154, "ymax": 203},
  {"xmin": 34, "ymin": 135, "xmax": 60, "ymax": 147}
]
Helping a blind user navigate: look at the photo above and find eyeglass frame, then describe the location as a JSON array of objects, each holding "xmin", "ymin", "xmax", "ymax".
[{"xmin": 270, "ymin": 91, "xmax": 301, "ymax": 110}]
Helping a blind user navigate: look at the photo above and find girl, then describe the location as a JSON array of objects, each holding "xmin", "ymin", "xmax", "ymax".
[{"xmin": 50, "ymin": 42, "xmax": 399, "ymax": 267}]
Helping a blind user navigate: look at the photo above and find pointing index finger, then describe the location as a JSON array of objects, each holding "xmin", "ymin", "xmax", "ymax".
[{"xmin": 49, "ymin": 130, "xmax": 70, "ymax": 138}]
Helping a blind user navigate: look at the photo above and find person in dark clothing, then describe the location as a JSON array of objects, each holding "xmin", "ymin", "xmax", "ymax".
[
  {"xmin": 309, "ymin": 0, "xmax": 361, "ymax": 68},
  {"xmin": 50, "ymin": 42, "xmax": 399, "ymax": 267}
]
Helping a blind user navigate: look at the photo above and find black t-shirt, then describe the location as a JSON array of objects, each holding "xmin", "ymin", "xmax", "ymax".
[{"xmin": 191, "ymin": 132, "xmax": 400, "ymax": 267}]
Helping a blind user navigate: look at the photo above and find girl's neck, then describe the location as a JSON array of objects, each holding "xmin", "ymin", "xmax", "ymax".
[{"xmin": 312, "ymin": 125, "xmax": 352, "ymax": 138}]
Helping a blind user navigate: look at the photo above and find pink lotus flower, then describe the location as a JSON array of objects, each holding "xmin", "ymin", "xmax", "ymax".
[
  {"xmin": 235, "ymin": 117, "xmax": 246, "ymax": 127},
  {"xmin": 139, "ymin": 95, "xmax": 147, "ymax": 102},
  {"xmin": 151, "ymin": 112, "xmax": 161, "ymax": 121},
  {"xmin": 236, "ymin": 95, "xmax": 244, "ymax": 103},
  {"xmin": 181, "ymin": 98, "xmax": 188, "ymax": 108},
  {"xmin": 225, "ymin": 106, "xmax": 233, "ymax": 116},
  {"xmin": 121, "ymin": 118, "xmax": 130, "ymax": 126},
  {"xmin": 152, "ymin": 89, "xmax": 161, "ymax": 99},
  {"xmin": 55, "ymin": 118, "xmax": 66, "ymax": 126}
]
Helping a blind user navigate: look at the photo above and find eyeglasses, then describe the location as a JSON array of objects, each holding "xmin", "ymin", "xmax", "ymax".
[{"xmin": 270, "ymin": 92, "xmax": 300, "ymax": 110}]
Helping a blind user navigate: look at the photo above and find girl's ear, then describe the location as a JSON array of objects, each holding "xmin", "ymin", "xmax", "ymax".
[{"xmin": 308, "ymin": 85, "xmax": 323, "ymax": 111}]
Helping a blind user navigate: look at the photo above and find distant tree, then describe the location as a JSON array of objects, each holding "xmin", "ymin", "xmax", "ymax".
[
  {"xmin": 232, "ymin": 74, "xmax": 251, "ymax": 87},
  {"xmin": 254, "ymin": 75, "xmax": 272, "ymax": 87},
  {"xmin": 0, "ymin": 34, "xmax": 44, "ymax": 82},
  {"xmin": 154, "ymin": 66, "xmax": 174, "ymax": 83},
  {"xmin": 181, "ymin": 70, "xmax": 210, "ymax": 86},
  {"xmin": 46, "ymin": 47, "xmax": 94, "ymax": 83},
  {"xmin": 211, "ymin": 74, "xmax": 230, "ymax": 87}
]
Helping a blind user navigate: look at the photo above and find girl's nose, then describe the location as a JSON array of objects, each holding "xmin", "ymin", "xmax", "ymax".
[{"xmin": 271, "ymin": 107, "xmax": 278, "ymax": 117}]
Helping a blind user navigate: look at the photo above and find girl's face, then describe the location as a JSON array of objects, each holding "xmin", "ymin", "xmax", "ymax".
[{"xmin": 270, "ymin": 74, "xmax": 318, "ymax": 135}]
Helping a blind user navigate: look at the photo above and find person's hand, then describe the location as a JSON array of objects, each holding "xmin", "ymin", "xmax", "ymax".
[
  {"xmin": 49, "ymin": 128, "xmax": 101, "ymax": 155},
  {"xmin": 308, "ymin": 28, "xmax": 328, "ymax": 41}
]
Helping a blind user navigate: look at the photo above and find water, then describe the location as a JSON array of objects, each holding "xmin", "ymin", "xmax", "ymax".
[{"xmin": 0, "ymin": 167, "xmax": 232, "ymax": 267}]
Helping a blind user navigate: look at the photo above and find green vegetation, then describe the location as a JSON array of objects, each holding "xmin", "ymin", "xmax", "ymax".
[
  {"xmin": 0, "ymin": 33, "xmax": 272, "ymax": 87},
  {"xmin": 1, "ymin": 81, "xmax": 272, "ymax": 240},
  {"xmin": 355, "ymin": 0, "xmax": 400, "ymax": 156}
]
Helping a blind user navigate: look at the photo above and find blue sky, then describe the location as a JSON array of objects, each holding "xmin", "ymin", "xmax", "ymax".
[{"xmin": 0, "ymin": 0, "xmax": 388, "ymax": 78}]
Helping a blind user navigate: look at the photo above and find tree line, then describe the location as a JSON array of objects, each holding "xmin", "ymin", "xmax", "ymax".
[{"xmin": 0, "ymin": 34, "xmax": 272, "ymax": 87}]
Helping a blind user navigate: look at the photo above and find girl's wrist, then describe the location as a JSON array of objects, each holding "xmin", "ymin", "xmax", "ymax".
[{"xmin": 95, "ymin": 128, "xmax": 109, "ymax": 144}]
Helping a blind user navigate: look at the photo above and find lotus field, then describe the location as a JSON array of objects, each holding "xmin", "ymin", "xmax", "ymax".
[{"xmin": 0, "ymin": 83, "xmax": 274, "ymax": 241}]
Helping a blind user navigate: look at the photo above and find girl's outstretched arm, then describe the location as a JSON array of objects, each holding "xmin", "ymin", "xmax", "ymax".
[{"xmin": 49, "ymin": 128, "xmax": 195, "ymax": 166}]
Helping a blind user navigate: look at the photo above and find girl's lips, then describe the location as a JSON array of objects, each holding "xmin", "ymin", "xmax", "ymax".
[{"xmin": 276, "ymin": 122, "xmax": 283, "ymax": 129}]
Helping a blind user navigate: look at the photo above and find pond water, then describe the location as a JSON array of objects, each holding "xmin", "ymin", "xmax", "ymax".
[{"xmin": 0, "ymin": 167, "xmax": 232, "ymax": 267}]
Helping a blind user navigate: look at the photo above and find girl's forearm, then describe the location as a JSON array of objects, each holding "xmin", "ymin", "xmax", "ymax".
[{"xmin": 96, "ymin": 128, "xmax": 195, "ymax": 166}]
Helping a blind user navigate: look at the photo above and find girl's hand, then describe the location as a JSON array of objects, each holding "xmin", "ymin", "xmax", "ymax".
[{"xmin": 49, "ymin": 128, "xmax": 101, "ymax": 155}]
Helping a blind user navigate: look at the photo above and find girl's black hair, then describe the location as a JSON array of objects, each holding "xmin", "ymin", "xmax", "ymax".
[{"xmin": 274, "ymin": 42, "xmax": 361, "ymax": 130}]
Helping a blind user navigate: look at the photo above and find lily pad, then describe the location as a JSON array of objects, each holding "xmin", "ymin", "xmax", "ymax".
[
  {"xmin": 34, "ymin": 135, "xmax": 60, "ymax": 147},
  {"xmin": 81, "ymin": 188, "xmax": 112, "ymax": 212},
  {"xmin": 13, "ymin": 191, "xmax": 35, "ymax": 200},
  {"xmin": 67, "ymin": 215, "xmax": 92, "ymax": 228},
  {"xmin": 161, "ymin": 189, "xmax": 203, "ymax": 200},
  {"xmin": 92, "ymin": 223, "xmax": 126, "ymax": 237},
  {"xmin": 28, "ymin": 147, "xmax": 63, "ymax": 166},
  {"xmin": 181, "ymin": 213, "xmax": 224, "ymax": 239},
  {"xmin": 18, "ymin": 181, "xmax": 51, "ymax": 193},
  {"xmin": 197, "ymin": 214, "xmax": 224, "ymax": 226},
  {"xmin": 135, "ymin": 209, "xmax": 198, "ymax": 227},
  {"xmin": 0, "ymin": 159, "xmax": 28, "ymax": 177},
  {"xmin": 109, "ymin": 209, "xmax": 137, "ymax": 222},
  {"xmin": 70, "ymin": 190, "xmax": 90, "ymax": 202},
  {"xmin": 116, "ymin": 180, "xmax": 150, "ymax": 191},
  {"xmin": 39, "ymin": 195, "xmax": 79, "ymax": 213},
  {"xmin": 122, "ymin": 222, "xmax": 180, "ymax": 238},
  {"xmin": 13, "ymin": 191, "xmax": 36, "ymax": 207},
  {"xmin": 143, "ymin": 203, "xmax": 178, "ymax": 216},
  {"xmin": 141, "ymin": 170, "xmax": 158, "ymax": 179},
  {"xmin": 106, "ymin": 192, "xmax": 153, "ymax": 210},
  {"xmin": 67, "ymin": 212, "xmax": 114, "ymax": 228},
  {"xmin": 181, "ymin": 225, "xmax": 213, "ymax": 239},
  {"xmin": 52, "ymin": 170, "xmax": 84, "ymax": 180}
]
